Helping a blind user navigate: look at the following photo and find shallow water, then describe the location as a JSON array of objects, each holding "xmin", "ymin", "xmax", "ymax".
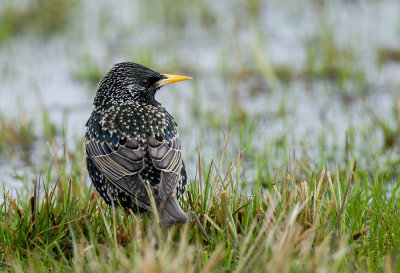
[{"xmin": 0, "ymin": 0, "xmax": 399, "ymax": 197}]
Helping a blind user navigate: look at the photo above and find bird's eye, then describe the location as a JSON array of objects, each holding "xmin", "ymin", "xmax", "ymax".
[{"xmin": 140, "ymin": 79, "xmax": 149, "ymax": 87}]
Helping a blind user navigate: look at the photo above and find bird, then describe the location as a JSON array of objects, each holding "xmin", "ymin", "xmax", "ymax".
[{"xmin": 85, "ymin": 62, "xmax": 192, "ymax": 227}]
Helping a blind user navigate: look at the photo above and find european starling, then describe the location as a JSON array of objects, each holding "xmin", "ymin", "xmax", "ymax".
[{"xmin": 85, "ymin": 62, "xmax": 192, "ymax": 227}]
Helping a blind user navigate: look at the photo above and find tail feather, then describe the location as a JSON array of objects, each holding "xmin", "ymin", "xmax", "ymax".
[{"xmin": 158, "ymin": 197, "xmax": 187, "ymax": 227}]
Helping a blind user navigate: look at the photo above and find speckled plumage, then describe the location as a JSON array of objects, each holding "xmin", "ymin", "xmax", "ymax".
[{"xmin": 85, "ymin": 62, "xmax": 190, "ymax": 226}]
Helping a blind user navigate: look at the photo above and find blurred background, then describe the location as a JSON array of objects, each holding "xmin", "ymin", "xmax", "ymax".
[{"xmin": 0, "ymin": 0, "xmax": 399, "ymax": 196}]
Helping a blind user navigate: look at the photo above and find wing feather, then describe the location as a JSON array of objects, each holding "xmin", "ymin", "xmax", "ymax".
[
  {"xmin": 85, "ymin": 136, "xmax": 150, "ymax": 209},
  {"xmin": 148, "ymin": 135, "xmax": 182, "ymax": 174},
  {"xmin": 148, "ymin": 135, "xmax": 183, "ymax": 201},
  {"xmin": 148, "ymin": 134, "xmax": 187, "ymax": 225}
]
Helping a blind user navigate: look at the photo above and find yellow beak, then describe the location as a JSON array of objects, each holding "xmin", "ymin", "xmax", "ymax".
[{"xmin": 156, "ymin": 74, "xmax": 192, "ymax": 88}]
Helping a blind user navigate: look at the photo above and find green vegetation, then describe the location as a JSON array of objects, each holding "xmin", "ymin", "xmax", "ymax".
[
  {"xmin": 0, "ymin": 0, "xmax": 77, "ymax": 44},
  {"xmin": 0, "ymin": 113, "xmax": 36, "ymax": 161},
  {"xmin": 72, "ymin": 55, "xmax": 104, "ymax": 88},
  {"xmin": 305, "ymin": 27, "xmax": 367, "ymax": 96},
  {"xmin": 1, "ymin": 0, "xmax": 400, "ymax": 271},
  {"xmin": 0, "ymin": 111, "xmax": 58, "ymax": 162},
  {"xmin": 0, "ymin": 101, "xmax": 399, "ymax": 271}
]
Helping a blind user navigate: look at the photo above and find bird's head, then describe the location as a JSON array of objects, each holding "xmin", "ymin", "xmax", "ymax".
[{"xmin": 93, "ymin": 62, "xmax": 192, "ymax": 109}]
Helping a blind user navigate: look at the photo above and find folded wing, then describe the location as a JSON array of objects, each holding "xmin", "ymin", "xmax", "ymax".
[
  {"xmin": 85, "ymin": 136, "xmax": 150, "ymax": 209},
  {"xmin": 148, "ymin": 135, "xmax": 187, "ymax": 226}
]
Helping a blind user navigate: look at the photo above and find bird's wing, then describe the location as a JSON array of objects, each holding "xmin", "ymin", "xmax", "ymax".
[
  {"xmin": 148, "ymin": 134, "xmax": 182, "ymax": 173},
  {"xmin": 148, "ymin": 135, "xmax": 182, "ymax": 200},
  {"xmin": 148, "ymin": 134, "xmax": 186, "ymax": 226},
  {"xmin": 85, "ymin": 136, "xmax": 150, "ymax": 207}
]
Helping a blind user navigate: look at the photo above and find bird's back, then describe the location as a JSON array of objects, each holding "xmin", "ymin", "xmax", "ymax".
[
  {"xmin": 85, "ymin": 102, "xmax": 187, "ymax": 212},
  {"xmin": 85, "ymin": 62, "xmax": 191, "ymax": 226}
]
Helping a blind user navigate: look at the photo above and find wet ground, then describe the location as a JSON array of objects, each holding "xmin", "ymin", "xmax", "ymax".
[{"xmin": 1, "ymin": 0, "xmax": 399, "ymax": 197}]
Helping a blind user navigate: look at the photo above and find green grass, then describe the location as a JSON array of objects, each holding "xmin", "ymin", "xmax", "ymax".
[
  {"xmin": 0, "ymin": 121, "xmax": 399, "ymax": 272},
  {"xmin": 1, "ymin": 0, "xmax": 400, "ymax": 271},
  {"xmin": 0, "ymin": 0, "xmax": 77, "ymax": 44},
  {"xmin": 0, "ymin": 114, "xmax": 36, "ymax": 161},
  {"xmin": 0, "ymin": 111, "xmax": 58, "ymax": 163},
  {"xmin": 304, "ymin": 26, "xmax": 367, "ymax": 96}
]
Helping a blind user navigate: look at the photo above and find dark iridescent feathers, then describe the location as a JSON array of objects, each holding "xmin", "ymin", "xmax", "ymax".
[
  {"xmin": 86, "ymin": 62, "xmax": 189, "ymax": 226},
  {"xmin": 94, "ymin": 62, "xmax": 163, "ymax": 109}
]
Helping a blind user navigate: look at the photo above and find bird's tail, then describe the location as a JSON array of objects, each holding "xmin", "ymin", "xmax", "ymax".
[{"xmin": 158, "ymin": 197, "xmax": 187, "ymax": 227}]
